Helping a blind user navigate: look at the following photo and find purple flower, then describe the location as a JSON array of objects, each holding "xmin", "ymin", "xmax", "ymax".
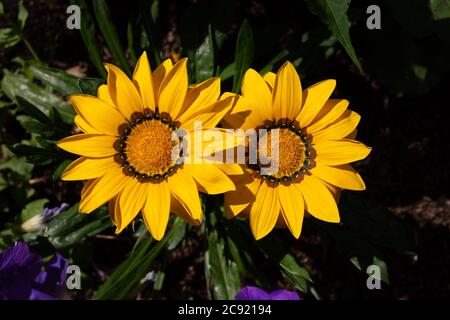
[
  {"xmin": 235, "ymin": 286, "xmax": 301, "ymax": 300},
  {"xmin": 0, "ymin": 242, "xmax": 68, "ymax": 300}
]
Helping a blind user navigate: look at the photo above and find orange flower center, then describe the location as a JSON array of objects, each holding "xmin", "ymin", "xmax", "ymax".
[
  {"xmin": 125, "ymin": 120, "xmax": 177, "ymax": 176},
  {"xmin": 253, "ymin": 121, "xmax": 313, "ymax": 184},
  {"xmin": 116, "ymin": 109, "xmax": 183, "ymax": 182}
]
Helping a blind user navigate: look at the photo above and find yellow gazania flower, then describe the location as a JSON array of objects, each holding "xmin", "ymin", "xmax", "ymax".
[
  {"xmin": 223, "ymin": 61, "xmax": 371, "ymax": 240},
  {"xmin": 57, "ymin": 52, "xmax": 238, "ymax": 240}
]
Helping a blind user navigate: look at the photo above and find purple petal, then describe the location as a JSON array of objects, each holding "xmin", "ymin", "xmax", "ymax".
[
  {"xmin": 29, "ymin": 289, "xmax": 55, "ymax": 300},
  {"xmin": 33, "ymin": 254, "xmax": 68, "ymax": 297},
  {"xmin": 0, "ymin": 242, "xmax": 42, "ymax": 300},
  {"xmin": 269, "ymin": 289, "xmax": 301, "ymax": 300},
  {"xmin": 235, "ymin": 286, "xmax": 271, "ymax": 300}
]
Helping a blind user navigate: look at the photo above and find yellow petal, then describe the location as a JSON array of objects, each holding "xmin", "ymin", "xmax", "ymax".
[
  {"xmin": 74, "ymin": 115, "xmax": 101, "ymax": 134},
  {"xmin": 314, "ymin": 139, "xmax": 372, "ymax": 165},
  {"xmin": 307, "ymin": 99, "xmax": 349, "ymax": 133},
  {"xmin": 272, "ymin": 61, "xmax": 302, "ymax": 120},
  {"xmin": 170, "ymin": 195, "xmax": 200, "ymax": 225},
  {"xmin": 158, "ymin": 58, "xmax": 188, "ymax": 119},
  {"xmin": 250, "ymin": 182, "xmax": 280, "ymax": 240},
  {"xmin": 310, "ymin": 163, "xmax": 366, "ymax": 190},
  {"xmin": 263, "ymin": 72, "xmax": 276, "ymax": 90},
  {"xmin": 296, "ymin": 174, "xmax": 340, "ymax": 222},
  {"xmin": 184, "ymin": 164, "xmax": 235, "ymax": 194},
  {"xmin": 278, "ymin": 183, "xmax": 304, "ymax": 238},
  {"xmin": 70, "ymin": 95, "xmax": 126, "ymax": 136},
  {"xmin": 167, "ymin": 168, "xmax": 202, "ymax": 222},
  {"xmin": 222, "ymin": 93, "xmax": 264, "ymax": 130},
  {"xmin": 97, "ymin": 84, "xmax": 114, "ymax": 106},
  {"xmin": 297, "ymin": 79, "xmax": 336, "ymax": 128},
  {"xmin": 57, "ymin": 134, "xmax": 117, "ymax": 157},
  {"xmin": 132, "ymin": 51, "xmax": 156, "ymax": 110},
  {"xmin": 177, "ymin": 77, "xmax": 220, "ymax": 123},
  {"xmin": 61, "ymin": 156, "xmax": 117, "ymax": 181},
  {"xmin": 313, "ymin": 111, "xmax": 361, "ymax": 142},
  {"xmin": 241, "ymin": 68, "xmax": 273, "ymax": 121},
  {"xmin": 79, "ymin": 166, "xmax": 129, "ymax": 213},
  {"xmin": 181, "ymin": 95, "xmax": 235, "ymax": 131},
  {"xmin": 152, "ymin": 58, "xmax": 173, "ymax": 100},
  {"xmin": 108, "ymin": 196, "xmax": 119, "ymax": 227},
  {"xmin": 116, "ymin": 180, "xmax": 149, "ymax": 234},
  {"xmin": 215, "ymin": 163, "xmax": 244, "ymax": 176},
  {"xmin": 225, "ymin": 173, "xmax": 260, "ymax": 218},
  {"xmin": 105, "ymin": 63, "xmax": 143, "ymax": 119},
  {"xmin": 142, "ymin": 181, "xmax": 170, "ymax": 240}
]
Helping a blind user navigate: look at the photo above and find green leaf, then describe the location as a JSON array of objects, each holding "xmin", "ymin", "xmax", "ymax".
[
  {"xmin": 429, "ymin": 0, "xmax": 450, "ymax": 20},
  {"xmin": 15, "ymin": 97, "xmax": 52, "ymax": 125},
  {"xmin": 351, "ymin": 255, "xmax": 390, "ymax": 284},
  {"xmin": 93, "ymin": 0, "xmax": 131, "ymax": 75},
  {"xmin": 77, "ymin": 77, "xmax": 105, "ymax": 96},
  {"xmin": 195, "ymin": 24, "xmax": 215, "ymax": 82},
  {"xmin": 257, "ymin": 234, "xmax": 312, "ymax": 293},
  {"xmin": 225, "ymin": 220, "xmax": 271, "ymax": 288},
  {"xmin": 93, "ymin": 218, "xmax": 183, "ymax": 300},
  {"xmin": 71, "ymin": 0, "xmax": 106, "ymax": 78},
  {"xmin": 204, "ymin": 207, "xmax": 241, "ymax": 300},
  {"xmin": 232, "ymin": 20, "xmax": 254, "ymax": 93},
  {"xmin": 44, "ymin": 204, "xmax": 112, "ymax": 249},
  {"xmin": 305, "ymin": 0, "xmax": 362, "ymax": 71},
  {"xmin": 28, "ymin": 65, "xmax": 80, "ymax": 95},
  {"xmin": 1, "ymin": 72, "xmax": 75, "ymax": 123},
  {"xmin": 219, "ymin": 62, "xmax": 235, "ymax": 81},
  {"xmin": 16, "ymin": 115, "xmax": 54, "ymax": 136},
  {"xmin": 52, "ymin": 160, "xmax": 71, "ymax": 181},
  {"xmin": 0, "ymin": 156, "xmax": 34, "ymax": 177},
  {"xmin": 21, "ymin": 198, "xmax": 48, "ymax": 222},
  {"xmin": 18, "ymin": 0, "xmax": 29, "ymax": 30},
  {"xmin": 138, "ymin": 0, "xmax": 161, "ymax": 65},
  {"xmin": 0, "ymin": 28, "xmax": 21, "ymax": 48}
]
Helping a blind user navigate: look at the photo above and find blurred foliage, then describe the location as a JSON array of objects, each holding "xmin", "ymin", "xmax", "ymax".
[{"xmin": 1, "ymin": 0, "xmax": 444, "ymax": 300}]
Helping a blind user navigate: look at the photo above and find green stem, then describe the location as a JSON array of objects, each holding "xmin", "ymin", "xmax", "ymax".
[{"xmin": 22, "ymin": 36, "xmax": 41, "ymax": 63}]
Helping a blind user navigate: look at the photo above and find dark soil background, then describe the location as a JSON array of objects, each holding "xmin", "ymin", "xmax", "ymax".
[{"xmin": 1, "ymin": 0, "xmax": 448, "ymax": 299}]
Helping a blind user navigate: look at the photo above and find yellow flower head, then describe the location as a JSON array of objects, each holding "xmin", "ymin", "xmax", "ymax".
[
  {"xmin": 223, "ymin": 61, "xmax": 372, "ymax": 240},
  {"xmin": 57, "ymin": 52, "xmax": 238, "ymax": 240}
]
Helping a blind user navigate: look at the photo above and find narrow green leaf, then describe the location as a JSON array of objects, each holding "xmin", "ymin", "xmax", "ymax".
[
  {"xmin": 195, "ymin": 24, "xmax": 215, "ymax": 82},
  {"xmin": 28, "ymin": 65, "xmax": 80, "ymax": 95},
  {"xmin": 93, "ymin": 218, "xmax": 183, "ymax": 300},
  {"xmin": 44, "ymin": 204, "xmax": 112, "ymax": 249},
  {"xmin": 219, "ymin": 62, "xmax": 235, "ymax": 81},
  {"xmin": 138, "ymin": 0, "xmax": 161, "ymax": 65},
  {"xmin": 15, "ymin": 97, "xmax": 52, "ymax": 125},
  {"xmin": 204, "ymin": 206, "xmax": 241, "ymax": 300},
  {"xmin": 18, "ymin": 0, "xmax": 29, "ymax": 30},
  {"xmin": 52, "ymin": 159, "xmax": 72, "ymax": 181},
  {"xmin": 305, "ymin": 0, "xmax": 362, "ymax": 71},
  {"xmin": 232, "ymin": 20, "xmax": 254, "ymax": 93},
  {"xmin": 93, "ymin": 0, "xmax": 131, "ymax": 75},
  {"xmin": 0, "ymin": 28, "xmax": 21, "ymax": 48},
  {"xmin": 1, "ymin": 72, "xmax": 75, "ymax": 123},
  {"xmin": 71, "ymin": 0, "xmax": 106, "ymax": 78}
]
